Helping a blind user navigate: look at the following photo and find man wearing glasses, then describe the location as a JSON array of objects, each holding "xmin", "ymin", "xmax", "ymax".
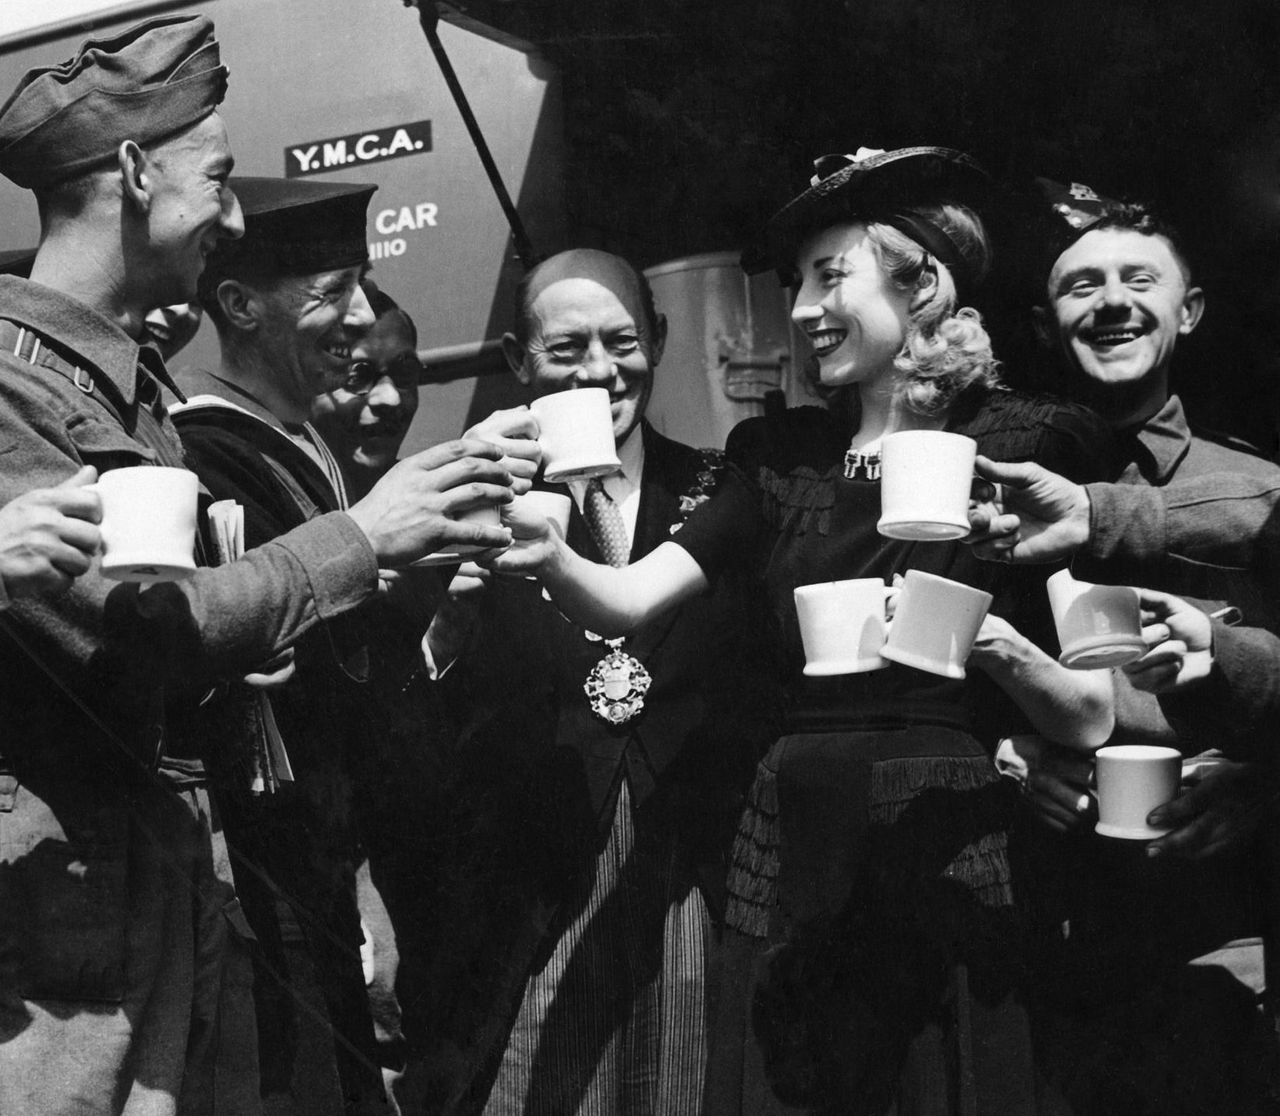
[
  {"xmin": 311, "ymin": 281, "xmax": 431, "ymax": 1110},
  {"xmin": 172, "ymin": 175, "xmax": 538, "ymax": 1113},
  {"xmin": 311, "ymin": 283, "xmax": 423, "ymax": 503}
]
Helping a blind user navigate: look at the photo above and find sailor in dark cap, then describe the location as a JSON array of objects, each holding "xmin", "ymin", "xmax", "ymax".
[
  {"xmin": 172, "ymin": 175, "xmax": 387, "ymax": 1113},
  {"xmin": 0, "ymin": 18, "xmax": 520, "ymax": 1115},
  {"xmin": 169, "ymin": 175, "xmax": 540, "ymax": 1112},
  {"xmin": 183, "ymin": 175, "xmax": 380, "ymax": 439}
]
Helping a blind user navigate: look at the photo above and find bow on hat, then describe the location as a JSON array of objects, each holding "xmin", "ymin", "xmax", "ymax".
[{"xmin": 809, "ymin": 147, "xmax": 889, "ymax": 186}]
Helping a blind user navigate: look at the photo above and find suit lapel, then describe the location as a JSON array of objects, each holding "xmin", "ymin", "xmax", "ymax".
[{"xmin": 631, "ymin": 423, "xmax": 684, "ymax": 561}]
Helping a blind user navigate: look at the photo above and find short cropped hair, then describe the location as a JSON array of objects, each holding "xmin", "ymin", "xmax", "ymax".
[
  {"xmin": 33, "ymin": 166, "xmax": 104, "ymax": 226},
  {"xmin": 362, "ymin": 278, "xmax": 417, "ymax": 346},
  {"xmin": 1086, "ymin": 201, "xmax": 1194, "ymax": 283},
  {"xmin": 1036, "ymin": 199, "xmax": 1194, "ymax": 292},
  {"xmin": 510, "ymin": 257, "xmax": 660, "ymax": 348}
]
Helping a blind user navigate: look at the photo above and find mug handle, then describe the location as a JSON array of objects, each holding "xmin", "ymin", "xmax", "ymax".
[{"xmin": 882, "ymin": 576, "xmax": 903, "ymax": 625}]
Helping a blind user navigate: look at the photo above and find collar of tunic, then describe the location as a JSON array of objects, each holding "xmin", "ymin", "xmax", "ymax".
[{"xmin": 1123, "ymin": 394, "xmax": 1192, "ymax": 485}]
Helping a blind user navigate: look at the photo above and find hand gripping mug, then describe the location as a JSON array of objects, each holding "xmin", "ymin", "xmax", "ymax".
[{"xmin": 89, "ymin": 465, "xmax": 198, "ymax": 582}]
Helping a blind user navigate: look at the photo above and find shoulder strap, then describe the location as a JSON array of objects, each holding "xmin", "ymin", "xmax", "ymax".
[
  {"xmin": 0, "ymin": 317, "xmax": 189, "ymax": 470},
  {"xmin": 0, "ymin": 318, "xmax": 127, "ymax": 428}
]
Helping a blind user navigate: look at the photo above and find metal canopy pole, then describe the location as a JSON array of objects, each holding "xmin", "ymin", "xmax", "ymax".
[{"xmin": 405, "ymin": 0, "xmax": 542, "ymax": 271}]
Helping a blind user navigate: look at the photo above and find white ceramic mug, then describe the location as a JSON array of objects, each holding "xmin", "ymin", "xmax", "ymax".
[
  {"xmin": 90, "ymin": 465, "xmax": 198, "ymax": 582},
  {"xmin": 504, "ymin": 490, "xmax": 573, "ymax": 578},
  {"xmin": 877, "ymin": 430, "xmax": 978, "ymax": 541},
  {"xmin": 793, "ymin": 578, "xmax": 890, "ymax": 676},
  {"xmin": 530, "ymin": 388, "xmax": 621, "ymax": 483},
  {"xmin": 503, "ymin": 490, "xmax": 573, "ymax": 539},
  {"xmin": 1046, "ymin": 569, "xmax": 1146, "ymax": 669},
  {"xmin": 882, "ymin": 569, "xmax": 992, "ymax": 678},
  {"xmin": 1094, "ymin": 744, "xmax": 1181, "ymax": 840},
  {"xmin": 411, "ymin": 505, "xmax": 503, "ymax": 567}
]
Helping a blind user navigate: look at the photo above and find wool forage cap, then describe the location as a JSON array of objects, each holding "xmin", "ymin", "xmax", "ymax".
[
  {"xmin": 0, "ymin": 15, "xmax": 228, "ymax": 191},
  {"xmin": 198, "ymin": 177, "xmax": 376, "ymax": 300},
  {"xmin": 743, "ymin": 145, "xmax": 992, "ymax": 287},
  {"xmin": 1019, "ymin": 177, "xmax": 1125, "ymax": 285}
]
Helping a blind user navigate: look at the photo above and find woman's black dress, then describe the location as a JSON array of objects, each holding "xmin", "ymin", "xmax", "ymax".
[{"xmin": 668, "ymin": 389, "xmax": 1114, "ymax": 1115}]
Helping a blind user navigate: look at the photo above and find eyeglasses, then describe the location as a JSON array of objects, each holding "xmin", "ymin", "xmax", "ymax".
[{"xmin": 341, "ymin": 355, "xmax": 423, "ymax": 396}]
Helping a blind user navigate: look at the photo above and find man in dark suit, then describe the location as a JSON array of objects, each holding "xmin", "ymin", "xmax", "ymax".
[{"xmin": 418, "ymin": 249, "xmax": 778, "ymax": 1115}]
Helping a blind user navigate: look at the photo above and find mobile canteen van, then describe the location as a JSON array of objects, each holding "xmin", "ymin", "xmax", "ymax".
[{"xmin": 0, "ymin": 0, "xmax": 812, "ymax": 451}]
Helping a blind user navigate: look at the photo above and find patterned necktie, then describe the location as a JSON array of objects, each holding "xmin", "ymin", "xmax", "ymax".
[{"xmin": 583, "ymin": 476, "xmax": 629, "ymax": 567}]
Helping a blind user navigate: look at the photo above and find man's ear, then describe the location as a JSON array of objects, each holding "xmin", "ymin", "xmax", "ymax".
[
  {"xmin": 118, "ymin": 140, "xmax": 152, "ymax": 214},
  {"xmin": 1031, "ymin": 305, "xmax": 1055, "ymax": 348},
  {"xmin": 502, "ymin": 332, "xmax": 531, "ymax": 386},
  {"xmin": 1179, "ymin": 286, "xmax": 1206, "ymax": 336},
  {"xmin": 650, "ymin": 313, "xmax": 668, "ymax": 367},
  {"xmin": 217, "ymin": 280, "xmax": 259, "ymax": 332}
]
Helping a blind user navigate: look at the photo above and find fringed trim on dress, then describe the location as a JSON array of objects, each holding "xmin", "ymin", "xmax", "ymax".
[
  {"xmin": 930, "ymin": 829, "xmax": 1016, "ymax": 912},
  {"xmin": 869, "ymin": 756, "xmax": 1016, "ymax": 911},
  {"xmin": 724, "ymin": 760, "xmax": 781, "ymax": 939},
  {"xmin": 868, "ymin": 752, "xmax": 1000, "ymax": 810},
  {"xmin": 755, "ymin": 464, "xmax": 835, "ymax": 538}
]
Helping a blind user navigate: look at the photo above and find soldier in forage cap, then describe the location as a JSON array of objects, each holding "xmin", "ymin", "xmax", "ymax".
[
  {"xmin": 0, "ymin": 17, "xmax": 518, "ymax": 1115},
  {"xmin": 992, "ymin": 181, "xmax": 1280, "ymax": 1115}
]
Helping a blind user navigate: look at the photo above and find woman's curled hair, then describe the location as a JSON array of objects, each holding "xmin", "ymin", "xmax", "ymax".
[{"xmin": 865, "ymin": 202, "xmax": 1000, "ymax": 415}]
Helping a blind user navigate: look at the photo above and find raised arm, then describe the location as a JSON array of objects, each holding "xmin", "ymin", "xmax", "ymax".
[
  {"xmin": 967, "ymin": 456, "xmax": 1280, "ymax": 573},
  {"xmin": 1126, "ymin": 588, "xmax": 1280, "ymax": 756},
  {"xmin": 968, "ymin": 612, "xmax": 1114, "ymax": 750},
  {"xmin": 1087, "ymin": 471, "xmax": 1280, "ymax": 570},
  {"xmin": 485, "ymin": 527, "xmax": 709, "ymax": 636}
]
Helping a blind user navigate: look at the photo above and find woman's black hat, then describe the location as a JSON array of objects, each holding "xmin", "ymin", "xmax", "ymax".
[{"xmin": 743, "ymin": 145, "xmax": 992, "ymax": 291}]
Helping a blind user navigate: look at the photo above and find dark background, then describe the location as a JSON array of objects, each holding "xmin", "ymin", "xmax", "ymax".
[{"xmin": 445, "ymin": 0, "xmax": 1280, "ymax": 450}]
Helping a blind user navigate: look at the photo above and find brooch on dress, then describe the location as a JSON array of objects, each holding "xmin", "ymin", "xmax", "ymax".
[
  {"xmin": 669, "ymin": 448, "xmax": 725, "ymax": 534},
  {"xmin": 842, "ymin": 448, "xmax": 882, "ymax": 481}
]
